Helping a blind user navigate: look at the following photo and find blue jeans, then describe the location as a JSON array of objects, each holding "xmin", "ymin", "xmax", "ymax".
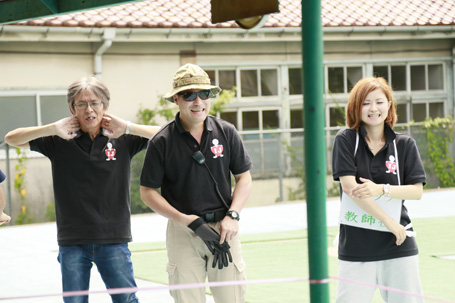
[{"xmin": 57, "ymin": 244, "xmax": 140, "ymax": 303}]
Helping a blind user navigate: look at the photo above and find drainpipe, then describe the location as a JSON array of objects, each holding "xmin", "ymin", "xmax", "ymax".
[
  {"xmin": 452, "ymin": 46, "xmax": 455, "ymax": 117},
  {"xmin": 94, "ymin": 28, "xmax": 116, "ymax": 80}
]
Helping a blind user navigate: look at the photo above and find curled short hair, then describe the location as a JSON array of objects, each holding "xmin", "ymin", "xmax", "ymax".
[
  {"xmin": 346, "ymin": 77, "xmax": 397, "ymax": 130},
  {"xmin": 67, "ymin": 76, "xmax": 110, "ymax": 111}
]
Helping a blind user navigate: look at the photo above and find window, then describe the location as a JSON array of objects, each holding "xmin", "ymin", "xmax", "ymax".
[
  {"xmin": 411, "ymin": 65, "xmax": 426, "ymax": 91},
  {"xmin": 219, "ymin": 70, "xmax": 236, "ymax": 91},
  {"xmin": 241, "ymin": 109, "xmax": 279, "ymax": 131},
  {"xmin": 290, "ymin": 109, "xmax": 303, "ymax": 128},
  {"xmin": 220, "ymin": 112, "xmax": 237, "ymax": 127},
  {"xmin": 238, "ymin": 109, "xmax": 282, "ymax": 175},
  {"xmin": 410, "ymin": 64, "xmax": 444, "ymax": 91},
  {"xmin": 396, "ymin": 103, "xmax": 408, "ymax": 124},
  {"xmin": 328, "ymin": 67, "xmax": 344, "ymax": 93},
  {"xmin": 373, "ymin": 66, "xmax": 388, "ymax": 79},
  {"xmin": 347, "ymin": 67, "xmax": 362, "ymax": 91},
  {"xmin": 263, "ymin": 110, "xmax": 279, "ymax": 129},
  {"xmin": 412, "ymin": 103, "xmax": 426, "ymax": 122},
  {"xmin": 206, "ymin": 69, "xmax": 236, "ymax": 91},
  {"xmin": 206, "ymin": 70, "xmax": 216, "ymax": 86},
  {"xmin": 0, "ymin": 93, "xmax": 67, "ymax": 140},
  {"xmin": 429, "ymin": 102, "xmax": 444, "ymax": 118},
  {"xmin": 261, "ymin": 69, "xmax": 278, "ymax": 96},
  {"xmin": 391, "ymin": 66, "xmax": 406, "ymax": 91},
  {"xmin": 241, "ymin": 69, "xmax": 279, "ymax": 97},
  {"xmin": 41, "ymin": 95, "xmax": 69, "ymax": 125},
  {"xmin": 242, "ymin": 111, "xmax": 259, "ymax": 131},
  {"xmin": 428, "ymin": 64, "xmax": 443, "ymax": 90},
  {"xmin": 205, "ymin": 67, "xmax": 279, "ymax": 98},
  {"xmin": 289, "ymin": 68, "xmax": 303, "ymax": 95},
  {"xmin": 412, "ymin": 101, "xmax": 445, "ymax": 122},
  {"xmin": 327, "ymin": 66, "xmax": 363, "ymax": 94},
  {"xmin": 373, "ymin": 65, "xmax": 406, "ymax": 91},
  {"xmin": 328, "ymin": 106, "xmax": 346, "ymax": 127}
]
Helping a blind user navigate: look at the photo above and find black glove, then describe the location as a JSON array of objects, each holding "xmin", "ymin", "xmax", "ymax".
[
  {"xmin": 212, "ymin": 242, "xmax": 233, "ymax": 269},
  {"xmin": 188, "ymin": 217, "xmax": 233, "ymax": 269}
]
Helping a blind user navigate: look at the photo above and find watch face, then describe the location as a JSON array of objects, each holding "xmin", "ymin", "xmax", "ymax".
[{"xmin": 229, "ymin": 210, "xmax": 239, "ymax": 220}]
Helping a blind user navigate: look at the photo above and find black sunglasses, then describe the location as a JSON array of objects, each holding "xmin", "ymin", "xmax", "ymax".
[{"xmin": 177, "ymin": 90, "xmax": 211, "ymax": 102}]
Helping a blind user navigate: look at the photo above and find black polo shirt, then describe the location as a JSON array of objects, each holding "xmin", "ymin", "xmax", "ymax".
[
  {"xmin": 332, "ymin": 123, "xmax": 426, "ymax": 262},
  {"xmin": 140, "ymin": 113, "xmax": 252, "ymax": 216},
  {"xmin": 30, "ymin": 131, "xmax": 148, "ymax": 245}
]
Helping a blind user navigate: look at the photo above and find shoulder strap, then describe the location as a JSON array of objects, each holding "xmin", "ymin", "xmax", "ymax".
[
  {"xmin": 356, "ymin": 131, "xmax": 401, "ymax": 186},
  {"xmin": 393, "ymin": 139, "xmax": 401, "ymax": 186},
  {"xmin": 354, "ymin": 131, "xmax": 359, "ymax": 157}
]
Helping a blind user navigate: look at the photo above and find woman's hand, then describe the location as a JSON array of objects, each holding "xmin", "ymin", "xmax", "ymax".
[
  {"xmin": 351, "ymin": 177, "xmax": 383, "ymax": 199},
  {"xmin": 383, "ymin": 218, "xmax": 407, "ymax": 245}
]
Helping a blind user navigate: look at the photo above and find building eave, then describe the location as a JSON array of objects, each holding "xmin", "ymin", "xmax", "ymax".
[{"xmin": 1, "ymin": 24, "xmax": 455, "ymax": 43}]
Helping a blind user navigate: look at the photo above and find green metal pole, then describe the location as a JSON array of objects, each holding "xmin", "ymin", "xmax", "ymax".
[{"xmin": 301, "ymin": 0, "xmax": 330, "ymax": 302}]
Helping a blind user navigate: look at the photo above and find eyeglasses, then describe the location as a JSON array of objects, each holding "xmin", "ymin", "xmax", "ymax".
[
  {"xmin": 177, "ymin": 90, "xmax": 211, "ymax": 102},
  {"xmin": 74, "ymin": 101, "xmax": 103, "ymax": 110}
]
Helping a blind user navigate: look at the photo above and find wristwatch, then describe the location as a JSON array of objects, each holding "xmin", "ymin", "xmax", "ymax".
[{"xmin": 226, "ymin": 210, "xmax": 240, "ymax": 221}]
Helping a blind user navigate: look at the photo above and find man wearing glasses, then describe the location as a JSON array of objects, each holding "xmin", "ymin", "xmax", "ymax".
[
  {"xmin": 140, "ymin": 64, "xmax": 252, "ymax": 303},
  {"xmin": 5, "ymin": 76, "xmax": 160, "ymax": 303}
]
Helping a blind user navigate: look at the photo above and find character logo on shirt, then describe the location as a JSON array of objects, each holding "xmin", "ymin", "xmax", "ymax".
[
  {"xmin": 385, "ymin": 155, "xmax": 397, "ymax": 174},
  {"xmin": 210, "ymin": 139, "xmax": 224, "ymax": 158},
  {"xmin": 105, "ymin": 142, "xmax": 117, "ymax": 161}
]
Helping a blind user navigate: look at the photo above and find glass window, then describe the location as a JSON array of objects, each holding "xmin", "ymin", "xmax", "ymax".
[
  {"xmin": 391, "ymin": 66, "xmax": 406, "ymax": 91},
  {"xmin": 261, "ymin": 69, "xmax": 278, "ymax": 96},
  {"xmin": 412, "ymin": 103, "xmax": 426, "ymax": 122},
  {"xmin": 328, "ymin": 67, "xmax": 344, "ymax": 93},
  {"xmin": 329, "ymin": 106, "xmax": 345, "ymax": 127},
  {"xmin": 240, "ymin": 70, "xmax": 258, "ymax": 97},
  {"xmin": 410, "ymin": 65, "xmax": 425, "ymax": 91},
  {"xmin": 206, "ymin": 70, "xmax": 216, "ymax": 86},
  {"xmin": 429, "ymin": 102, "xmax": 444, "ymax": 118},
  {"xmin": 347, "ymin": 67, "xmax": 362, "ymax": 92},
  {"xmin": 242, "ymin": 111, "xmax": 259, "ymax": 140},
  {"xmin": 0, "ymin": 96, "xmax": 38, "ymax": 139},
  {"xmin": 41, "ymin": 96, "xmax": 68, "ymax": 125},
  {"xmin": 219, "ymin": 70, "xmax": 236, "ymax": 91},
  {"xmin": 373, "ymin": 66, "xmax": 388, "ymax": 80},
  {"xmin": 263, "ymin": 110, "xmax": 279, "ymax": 129},
  {"xmin": 242, "ymin": 111, "xmax": 259, "ymax": 130},
  {"xmin": 396, "ymin": 103, "xmax": 408, "ymax": 124},
  {"xmin": 290, "ymin": 109, "xmax": 303, "ymax": 128},
  {"xmin": 428, "ymin": 64, "xmax": 443, "ymax": 90},
  {"xmin": 220, "ymin": 112, "xmax": 237, "ymax": 127},
  {"xmin": 289, "ymin": 68, "xmax": 303, "ymax": 95}
]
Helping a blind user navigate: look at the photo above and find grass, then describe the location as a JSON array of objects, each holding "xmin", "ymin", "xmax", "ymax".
[{"xmin": 130, "ymin": 217, "xmax": 455, "ymax": 303}]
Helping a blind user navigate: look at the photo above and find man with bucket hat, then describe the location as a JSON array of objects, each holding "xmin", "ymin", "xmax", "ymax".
[{"xmin": 140, "ymin": 63, "xmax": 252, "ymax": 303}]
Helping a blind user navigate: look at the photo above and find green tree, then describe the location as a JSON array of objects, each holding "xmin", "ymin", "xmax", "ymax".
[
  {"xmin": 415, "ymin": 117, "xmax": 455, "ymax": 188},
  {"xmin": 14, "ymin": 148, "xmax": 34, "ymax": 224}
]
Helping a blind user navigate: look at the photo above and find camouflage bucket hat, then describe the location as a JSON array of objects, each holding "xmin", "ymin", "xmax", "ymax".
[{"xmin": 164, "ymin": 64, "xmax": 221, "ymax": 102}]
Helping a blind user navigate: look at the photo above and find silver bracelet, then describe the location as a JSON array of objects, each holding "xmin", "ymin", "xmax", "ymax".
[
  {"xmin": 383, "ymin": 183, "xmax": 391, "ymax": 197},
  {"xmin": 125, "ymin": 121, "xmax": 132, "ymax": 135}
]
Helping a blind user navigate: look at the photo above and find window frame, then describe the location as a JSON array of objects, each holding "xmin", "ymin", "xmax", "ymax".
[{"xmin": 324, "ymin": 64, "xmax": 365, "ymax": 95}]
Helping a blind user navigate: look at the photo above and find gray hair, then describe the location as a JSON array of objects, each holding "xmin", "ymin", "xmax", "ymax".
[{"xmin": 67, "ymin": 76, "xmax": 110, "ymax": 110}]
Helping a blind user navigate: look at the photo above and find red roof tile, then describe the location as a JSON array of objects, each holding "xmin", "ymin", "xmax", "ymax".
[{"xmin": 11, "ymin": 0, "xmax": 455, "ymax": 28}]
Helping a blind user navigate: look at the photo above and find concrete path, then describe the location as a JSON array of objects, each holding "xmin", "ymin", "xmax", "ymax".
[{"xmin": 0, "ymin": 188, "xmax": 453, "ymax": 302}]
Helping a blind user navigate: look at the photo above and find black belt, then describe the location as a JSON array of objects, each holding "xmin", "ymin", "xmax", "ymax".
[{"xmin": 202, "ymin": 209, "xmax": 226, "ymax": 223}]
